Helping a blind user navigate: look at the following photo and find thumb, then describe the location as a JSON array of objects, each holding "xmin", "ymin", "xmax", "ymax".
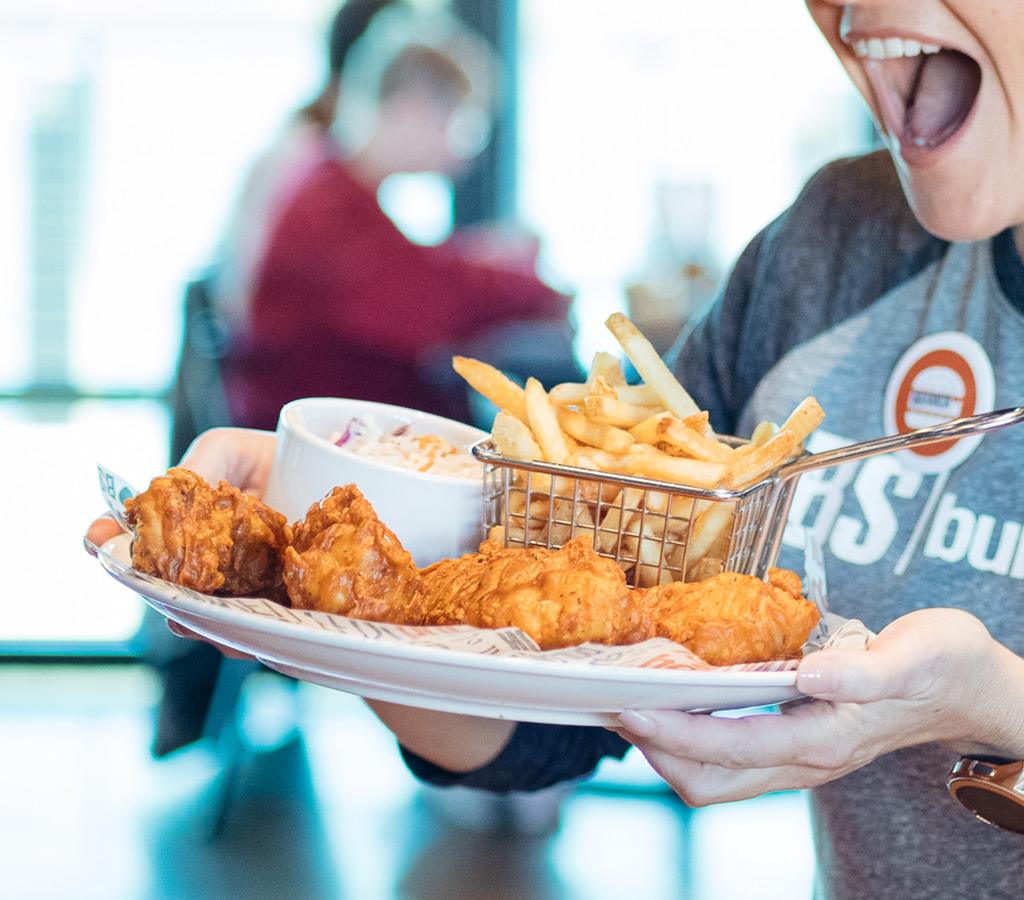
[
  {"xmin": 84, "ymin": 514, "xmax": 126, "ymax": 555},
  {"xmin": 796, "ymin": 646, "xmax": 904, "ymax": 703},
  {"xmin": 179, "ymin": 427, "xmax": 277, "ymax": 497}
]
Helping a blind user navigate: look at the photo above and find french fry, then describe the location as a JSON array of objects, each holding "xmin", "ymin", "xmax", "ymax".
[
  {"xmin": 629, "ymin": 413, "xmax": 670, "ymax": 447},
  {"xmin": 524, "ymin": 377, "xmax": 572, "ymax": 464},
  {"xmin": 549, "ymin": 457, "xmax": 606, "ymax": 506},
  {"xmin": 586, "ymin": 351, "xmax": 627, "ymax": 387},
  {"xmin": 629, "ymin": 412, "xmax": 734, "ymax": 463},
  {"xmin": 684, "ymin": 501, "xmax": 736, "ymax": 566},
  {"xmin": 705, "ymin": 523, "xmax": 733, "ymax": 562},
  {"xmin": 596, "ymin": 487, "xmax": 684, "ymax": 584},
  {"xmin": 583, "ymin": 394, "xmax": 663, "ymax": 428},
  {"xmin": 620, "ymin": 507, "xmax": 676, "ymax": 587},
  {"xmin": 452, "ymin": 356, "xmax": 529, "ymax": 424},
  {"xmin": 549, "ymin": 376, "xmax": 615, "ymax": 406},
  {"xmin": 547, "ymin": 498, "xmax": 597, "ymax": 546},
  {"xmin": 595, "ymin": 488, "xmax": 644, "ymax": 553},
  {"xmin": 556, "ymin": 406, "xmax": 635, "ymax": 453},
  {"xmin": 563, "ymin": 452, "xmax": 624, "ymax": 505},
  {"xmin": 605, "ymin": 313, "xmax": 702, "ymax": 419},
  {"xmin": 566, "ymin": 446, "xmax": 621, "ymax": 473},
  {"xmin": 548, "ymin": 382, "xmax": 591, "ymax": 406},
  {"xmin": 635, "ymin": 488, "xmax": 670, "ymax": 516},
  {"xmin": 629, "ymin": 411, "xmax": 704, "ymax": 444},
  {"xmin": 681, "ymin": 411, "xmax": 711, "ymax": 434},
  {"xmin": 723, "ymin": 396, "xmax": 825, "ymax": 489},
  {"xmin": 613, "ymin": 384, "xmax": 662, "ymax": 406},
  {"xmin": 492, "ymin": 410, "xmax": 542, "ymax": 462},
  {"xmin": 732, "ymin": 422, "xmax": 774, "ymax": 458},
  {"xmin": 549, "ymin": 381, "xmax": 662, "ymax": 408},
  {"xmin": 612, "ymin": 444, "xmax": 726, "ymax": 488},
  {"xmin": 688, "ymin": 556, "xmax": 725, "ymax": 581},
  {"xmin": 492, "ymin": 410, "xmax": 552, "ymax": 493},
  {"xmin": 504, "ymin": 493, "xmax": 529, "ymax": 545},
  {"xmin": 506, "ymin": 491, "xmax": 553, "ymax": 545},
  {"xmin": 750, "ymin": 419, "xmax": 777, "ymax": 448}
]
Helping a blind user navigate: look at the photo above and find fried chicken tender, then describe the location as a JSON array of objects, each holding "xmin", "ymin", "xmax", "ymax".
[
  {"xmin": 282, "ymin": 485, "xmax": 819, "ymax": 661},
  {"xmin": 125, "ymin": 467, "xmax": 291, "ymax": 599},
  {"xmin": 283, "ymin": 485, "xmax": 425, "ymax": 623},
  {"xmin": 417, "ymin": 537, "xmax": 641, "ymax": 650},
  {"xmin": 635, "ymin": 567, "xmax": 820, "ymax": 665}
]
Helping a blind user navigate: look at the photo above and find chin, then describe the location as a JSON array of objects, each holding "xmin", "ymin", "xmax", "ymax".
[
  {"xmin": 895, "ymin": 166, "xmax": 1011, "ymax": 244},
  {"xmin": 911, "ymin": 206, "xmax": 1001, "ymax": 244},
  {"xmin": 914, "ymin": 196, "xmax": 1020, "ymax": 244}
]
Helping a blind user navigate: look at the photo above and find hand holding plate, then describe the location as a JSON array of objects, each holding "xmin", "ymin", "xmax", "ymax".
[{"xmin": 612, "ymin": 607, "xmax": 1024, "ymax": 806}]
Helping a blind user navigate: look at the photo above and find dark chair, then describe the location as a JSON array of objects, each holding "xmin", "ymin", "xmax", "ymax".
[
  {"xmin": 170, "ymin": 272, "xmax": 233, "ymax": 464},
  {"xmin": 153, "ymin": 273, "xmax": 272, "ymax": 765}
]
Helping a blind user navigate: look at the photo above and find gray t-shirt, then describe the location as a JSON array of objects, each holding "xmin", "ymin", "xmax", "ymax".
[
  {"xmin": 674, "ymin": 149, "xmax": 1024, "ymax": 900},
  {"xmin": 404, "ymin": 149, "xmax": 1024, "ymax": 899}
]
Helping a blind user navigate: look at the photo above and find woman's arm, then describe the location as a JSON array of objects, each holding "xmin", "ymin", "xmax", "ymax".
[{"xmin": 366, "ymin": 701, "xmax": 516, "ymax": 772}]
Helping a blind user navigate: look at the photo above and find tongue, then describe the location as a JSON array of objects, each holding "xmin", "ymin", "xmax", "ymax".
[{"xmin": 905, "ymin": 50, "xmax": 981, "ymax": 147}]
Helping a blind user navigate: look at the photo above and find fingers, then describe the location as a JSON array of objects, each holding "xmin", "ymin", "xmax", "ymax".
[
  {"xmin": 644, "ymin": 753, "xmax": 807, "ymax": 807},
  {"xmin": 610, "ymin": 729, "xmax": 822, "ymax": 806},
  {"xmin": 616, "ymin": 703, "xmax": 839, "ymax": 771},
  {"xmin": 167, "ymin": 619, "xmax": 257, "ymax": 661},
  {"xmin": 83, "ymin": 514, "xmax": 126, "ymax": 556},
  {"xmin": 797, "ymin": 647, "xmax": 900, "ymax": 703}
]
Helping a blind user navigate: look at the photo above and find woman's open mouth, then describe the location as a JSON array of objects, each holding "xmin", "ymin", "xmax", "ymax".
[{"xmin": 853, "ymin": 37, "xmax": 982, "ymax": 156}]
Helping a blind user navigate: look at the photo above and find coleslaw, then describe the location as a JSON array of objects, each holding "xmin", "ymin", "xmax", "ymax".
[{"xmin": 331, "ymin": 416, "xmax": 483, "ymax": 479}]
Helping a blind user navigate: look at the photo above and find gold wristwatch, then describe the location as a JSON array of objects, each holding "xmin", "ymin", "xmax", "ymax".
[{"xmin": 947, "ymin": 756, "xmax": 1024, "ymax": 834}]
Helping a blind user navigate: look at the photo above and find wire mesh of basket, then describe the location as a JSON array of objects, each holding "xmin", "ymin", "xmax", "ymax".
[{"xmin": 473, "ymin": 406, "xmax": 1024, "ymax": 588}]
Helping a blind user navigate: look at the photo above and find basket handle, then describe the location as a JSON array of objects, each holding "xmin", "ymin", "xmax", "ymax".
[{"xmin": 775, "ymin": 406, "xmax": 1024, "ymax": 481}]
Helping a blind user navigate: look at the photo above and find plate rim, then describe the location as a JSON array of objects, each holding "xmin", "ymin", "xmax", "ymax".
[{"xmin": 97, "ymin": 535, "xmax": 801, "ymax": 692}]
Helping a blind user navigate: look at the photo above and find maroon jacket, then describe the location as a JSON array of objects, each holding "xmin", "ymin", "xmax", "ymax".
[{"xmin": 220, "ymin": 158, "xmax": 571, "ymax": 430}]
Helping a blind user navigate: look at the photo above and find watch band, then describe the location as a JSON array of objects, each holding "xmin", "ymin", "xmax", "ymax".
[{"xmin": 947, "ymin": 756, "xmax": 1024, "ymax": 834}]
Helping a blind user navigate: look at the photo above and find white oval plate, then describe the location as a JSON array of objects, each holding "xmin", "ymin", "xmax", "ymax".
[{"xmin": 98, "ymin": 536, "xmax": 801, "ymax": 726}]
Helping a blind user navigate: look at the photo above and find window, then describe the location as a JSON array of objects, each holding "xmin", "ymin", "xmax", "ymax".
[
  {"xmin": 2, "ymin": 1, "xmax": 336, "ymax": 651},
  {"xmin": 516, "ymin": 0, "xmax": 875, "ymax": 358}
]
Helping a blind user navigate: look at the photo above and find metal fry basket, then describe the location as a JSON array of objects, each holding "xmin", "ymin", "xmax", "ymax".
[{"xmin": 472, "ymin": 407, "xmax": 1024, "ymax": 588}]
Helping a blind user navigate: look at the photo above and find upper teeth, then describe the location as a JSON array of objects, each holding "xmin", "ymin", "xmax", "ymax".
[{"xmin": 853, "ymin": 37, "xmax": 942, "ymax": 59}]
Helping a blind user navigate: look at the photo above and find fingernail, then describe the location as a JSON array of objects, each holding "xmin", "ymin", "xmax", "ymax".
[
  {"xmin": 798, "ymin": 657, "xmax": 839, "ymax": 695},
  {"xmin": 618, "ymin": 709, "xmax": 657, "ymax": 737}
]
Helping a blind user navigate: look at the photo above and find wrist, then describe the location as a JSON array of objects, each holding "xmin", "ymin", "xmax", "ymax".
[
  {"xmin": 984, "ymin": 641, "xmax": 1024, "ymax": 758},
  {"xmin": 950, "ymin": 638, "xmax": 1024, "ymax": 759}
]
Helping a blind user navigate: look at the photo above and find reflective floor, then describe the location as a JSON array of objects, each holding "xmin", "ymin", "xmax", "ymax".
[{"xmin": 0, "ymin": 664, "xmax": 817, "ymax": 900}]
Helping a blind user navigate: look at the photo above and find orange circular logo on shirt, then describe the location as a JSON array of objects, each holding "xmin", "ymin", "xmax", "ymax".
[{"xmin": 883, "ymin": 332, "xmax": 994, "ymax": 472}]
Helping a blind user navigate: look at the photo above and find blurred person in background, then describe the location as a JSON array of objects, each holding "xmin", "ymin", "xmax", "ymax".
[
  {"xmin": 211, "ymin": 0, "xmax": 392, "ymax": 328},
  {"xmin": 211, "ymin": 0, "xmax": 571, "ymax": 435},
  {"xmin": 169, "ymin": 0, "xmax": 394, "ymax": 468}
]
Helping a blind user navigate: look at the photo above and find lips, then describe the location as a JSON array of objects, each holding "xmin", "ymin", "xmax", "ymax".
[{"xmin": 863, "ymin": 48, "xmax": 982, "ymax": 153}]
